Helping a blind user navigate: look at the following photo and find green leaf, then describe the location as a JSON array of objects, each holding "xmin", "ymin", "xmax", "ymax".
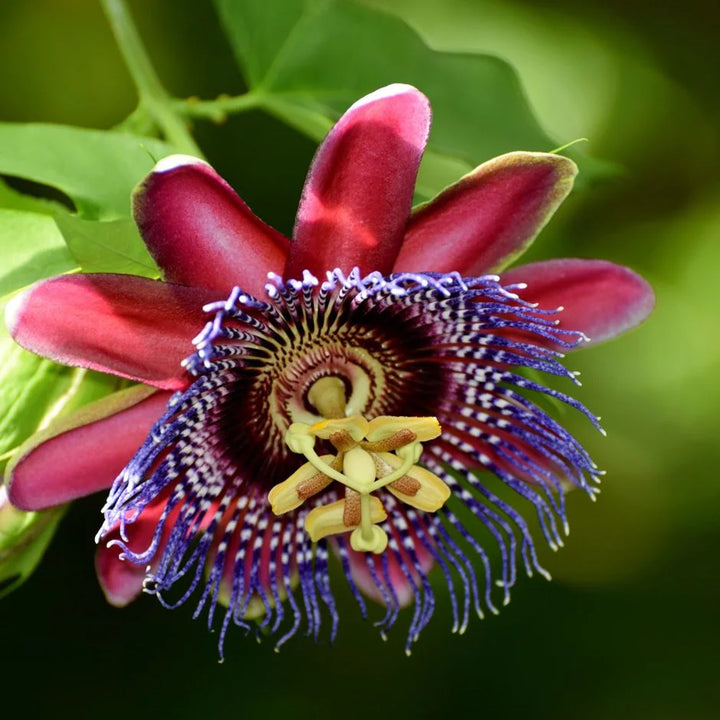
[
  {"xmin": 361, "ymin": 0, "xmax": 616, "ymax": 151},
  {"xmin": 215, "ymin": 0, "xmax": 562, "ymax": 199},
  {"xmin": 54, "ymin": 213, "xmax": 159, "ymax": 277},
  {"xmin": 0, "ymin": 124, "xmax": 173, "ymax": 219},
  {"xmin": 0, "ymin": 208, "xmax": 77, "ymax": 298}
]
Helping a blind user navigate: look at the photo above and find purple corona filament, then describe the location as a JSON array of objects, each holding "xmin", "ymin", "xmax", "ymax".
[{"xmin": 97, "ymin": 269, "xmax": 602, "ymax": 657}]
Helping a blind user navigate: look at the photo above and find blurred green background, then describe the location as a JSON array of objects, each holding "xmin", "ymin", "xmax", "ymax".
[{"xmin": 0, "ymin": 1, "xmax": 718, "ymax": 718}]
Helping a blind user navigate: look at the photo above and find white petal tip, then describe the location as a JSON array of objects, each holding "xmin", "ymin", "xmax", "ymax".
[
  {"xmin": 153, "ymin": 154, "xmax": 210, "ymax": 173},
  {"xmin": 3, "ymin": 290, "xmax": 27, "ymax": 336},
  {"xmin": 352, "ymin": 83, "xmax": 424, "ymax": 109}
]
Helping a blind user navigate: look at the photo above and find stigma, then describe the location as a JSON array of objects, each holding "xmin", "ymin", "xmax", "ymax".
[{"xmin": 268, "ymin": 376, "xmax": 450, "ymax": 553}]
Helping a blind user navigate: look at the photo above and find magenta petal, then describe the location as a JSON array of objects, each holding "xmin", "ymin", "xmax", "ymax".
[
  {"xmin": 134, "ymin": 155, "xmax": 290, "ymax": 297},
  {"xmin": 286, "ymin": 84, "xmax": 431, "ymax": 279},
  {"xmin": 96, "ymin": 499, "xmax": 167, "ymax": 607},
  {"xmin": 6, "ymin": 274, "xmax": 218, "ymax": 389},
  {"xmin": 95, "ymin": 542, "xmax": 145, "ymax": 607},
  {"xmin": 7, "ymin": 386, "xmax": 171, "ymax": 511},
  {"xmin": 394, "ymin": 152, "xmax": 577, "ymax": 275},
  {"xmin": 501, "ymin": 259, "xmax": 655, "ymax": 345}
]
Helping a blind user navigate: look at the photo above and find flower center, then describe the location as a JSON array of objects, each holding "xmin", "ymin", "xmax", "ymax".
[
  {"xmin": 268, "ymin": 376, "xmax": 450, "ymax": 553},
  {"xmin": 271, "ymin": 346, "xmax": 382, "ymax": 428}
]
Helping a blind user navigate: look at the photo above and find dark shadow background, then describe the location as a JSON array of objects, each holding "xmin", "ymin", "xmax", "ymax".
[{"xmin": 0, "ymin": 1, "xmax": 718, "ymax": 718}]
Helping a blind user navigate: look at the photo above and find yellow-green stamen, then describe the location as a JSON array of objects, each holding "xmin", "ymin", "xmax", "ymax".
[{"xmin": 268, "ymin": 376, "xmax": 449, "ymax": 554}]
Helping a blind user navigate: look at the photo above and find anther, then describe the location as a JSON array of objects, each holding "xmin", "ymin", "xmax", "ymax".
[
  {"xmin": 362, "ymin": 429, "xmax": 416, "ymax": 452},
  {"xmin": 329, "ymin": 430, "xmax": 357, "ymax": 452}
]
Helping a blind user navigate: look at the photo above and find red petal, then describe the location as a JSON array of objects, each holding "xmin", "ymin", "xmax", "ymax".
[
  {"xmin": 95, "ymin": 499, "xmax": 167, "ymax": 607},
  {"xmin": 395, "ymin": 152, "xmax": 577, "ymax": 275},
  {"xmin": 95, "ymin": 545, "xmax": 145, "ymax": 607},
  {"xmin": 501, "ymin": 259, "xmax": 655, "ymax": 346},
  {"xmin": 6, "ymin": 386, "xmax": 171, "ymax": 511},
  {"xmin": 286, "ymin": 85, "xmax": 431, "ymax": 279},
  {"xmin": 6, "ymin": 274, "xmax": 217, "ymax": 389},
  {"xmin": 134, "ymin": 155, "xmax": 290, "ymax": 298}
]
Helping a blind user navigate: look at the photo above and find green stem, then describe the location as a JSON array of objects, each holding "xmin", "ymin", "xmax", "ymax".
[
  {"xmin": 100, "ymin": 0, "xmax": 204, "ymax": 157},
  {"xmin": 172, "ymin": 93, "xmax": 262, "ymax": 123}
]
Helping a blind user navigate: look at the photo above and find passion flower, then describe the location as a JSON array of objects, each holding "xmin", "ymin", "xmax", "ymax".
[{"xmin": 5, "ymin": 84, "xmax": 654, "ymax": 655}]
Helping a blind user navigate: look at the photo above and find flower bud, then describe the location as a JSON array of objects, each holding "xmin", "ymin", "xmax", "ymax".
[{"xmin": 0, "ymin": 484, "xmax": 66, "ymax": 597}]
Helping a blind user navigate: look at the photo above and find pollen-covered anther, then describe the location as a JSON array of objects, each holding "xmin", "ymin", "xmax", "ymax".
[
  {"xmin": 389, "ymin": 475, "xmax": 421, "ymax": 496},
  {"xmin": 361, "ymin": 429, "xmax": 416, "ymax": 453},
  {"xmin": 268, "ymin": 454, "xmax": 337, "ymax": 514},
  {"xmin": 270, "ymin": 379, "xmax": 449, "ymax": 554},
  {"xmin": 342, "ymin": 487, "xmax": 362, "ymax": 525},
  {"xmin": 376, "ymin": 452, "xmax": 451, "ymax": 512},
  {"xmin": 329, "ymin": 431, "xmax": 359, "ymax": 452}
]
